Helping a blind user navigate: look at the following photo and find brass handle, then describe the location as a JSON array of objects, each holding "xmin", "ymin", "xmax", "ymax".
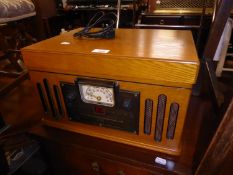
[
  {"xmin": 91, "ymin": 162, "xmax": 101, "ymax": 174},
  {"xmin": 116, "ymin": 170, "xmax": 125, "ymax": 175}
]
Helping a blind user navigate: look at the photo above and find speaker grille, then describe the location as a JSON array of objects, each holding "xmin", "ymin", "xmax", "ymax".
[
  {"xmin": 144, "ymin": 99, "xmax": 153, "ymax": 135},
  {"xmin": 155, "ymin": 94, "xmax": 167, "ymax": 142},
  {"xmin": 43, "ymin": 79, "xmax": 58, "ymax": 119},
  {"xmin": 53, "ymin": 85, "xmax": 64, "ymax": 117},
  {"xmin": 167, "ymin": 103, "xmax": 179, "ymax": 139},
  {"xmin": 158, "ymin": 0, "xmax": 214, "ymax": 8},
  {"xmin": 36, "ymin": 83, "xmax": 49, "ymax": 113}
]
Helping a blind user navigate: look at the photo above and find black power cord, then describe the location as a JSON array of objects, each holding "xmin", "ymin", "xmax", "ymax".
[{"xmin": 73, "ymin": 11, "xmax": 117, "ymax": 39}]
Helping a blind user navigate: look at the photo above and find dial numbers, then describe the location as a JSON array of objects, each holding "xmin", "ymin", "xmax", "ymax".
[{"xmin": 79, "ymin": 84, "xmax": 115, "ymax": 107}]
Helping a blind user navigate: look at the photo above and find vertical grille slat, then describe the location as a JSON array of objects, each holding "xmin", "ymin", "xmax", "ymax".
[
  {"xmin": 144, "ymin": 99, "xmax": 153, "ymax": 135},
  {"xmin": 36, "ymin": 83, "xmax": 49, "ymax": 113},
  {"xmin": 43, "ymin": 79, "xmax": 58, "ymax": 119},
  {"xmin": 53, "ymin": 85, "xmax": 64, "ymax": 117},
  {"xmin": 155, "ymin": 94, "xmax": 167, "ymax": 142},
  {"xmin": 167, "ymin": 103, "xmax": 179, "ymax": 139}
]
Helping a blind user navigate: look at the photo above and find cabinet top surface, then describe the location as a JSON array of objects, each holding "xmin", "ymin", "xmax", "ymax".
[{"xmin": 22, "ymin": 29, "xmax": 199, "ymax": 64}]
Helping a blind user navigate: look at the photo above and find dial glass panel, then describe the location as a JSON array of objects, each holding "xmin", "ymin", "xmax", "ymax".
[{"xmin": 79, "ymin": 84, "xmax": 115, "ymax": 107}]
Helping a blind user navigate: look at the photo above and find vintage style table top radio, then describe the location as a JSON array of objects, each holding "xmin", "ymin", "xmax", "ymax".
[{"xmin": 21, "ymin": 29, "xmax": 199, "ymax": 156}]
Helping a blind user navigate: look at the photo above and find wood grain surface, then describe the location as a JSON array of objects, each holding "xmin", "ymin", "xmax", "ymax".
[
  {"xmin": 22, "ymin": 29, "xmax": 199, "ymax": 88},
  {"xmin": 29, "ymin": 71, "xmax": 191, "ymax": 155},
  {"xmin": 21, "ymin": 29, "xmax": 199, "ymax": 156}
]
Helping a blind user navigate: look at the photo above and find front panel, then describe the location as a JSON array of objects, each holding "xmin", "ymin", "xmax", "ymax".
[
  {"xmin": 60, "ymin": 81, "xmax": 140, "ymax": 133},
  {"xmin": 31, "ymin": 71, "xmax": 191, "ymax": 156}
]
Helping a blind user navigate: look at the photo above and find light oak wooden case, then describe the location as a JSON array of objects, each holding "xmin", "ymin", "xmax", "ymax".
[{"xmin": 21, "ymin": 29, "xmax": 199, "ymax": 156}]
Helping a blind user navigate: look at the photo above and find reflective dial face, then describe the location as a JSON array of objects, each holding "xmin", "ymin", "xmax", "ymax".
[{"xmin": 79, "ymin": 84, "xmax": 115, "ymax": 107}]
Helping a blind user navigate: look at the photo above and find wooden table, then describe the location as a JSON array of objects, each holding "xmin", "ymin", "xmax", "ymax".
[{"xmin": 0, "ymin": 79, "xmax": 213, "ymax": 174}]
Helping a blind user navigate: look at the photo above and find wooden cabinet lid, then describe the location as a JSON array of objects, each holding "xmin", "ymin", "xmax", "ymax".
[{"xmin": 22, "ymin": 29, "xmax": 199, "ymax": 88}]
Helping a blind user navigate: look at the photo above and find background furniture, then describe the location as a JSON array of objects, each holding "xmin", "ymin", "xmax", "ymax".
[
  {"xmin": 38, "ymin": 0, "xmax": 142, "ymax": 37},
  {"xmin": 0, "ymin": 0, "xmax": 37, "ymax": 96},
  {"xmin": 215, "ymin": 18, "xmax": 233, "ymax": 77},
  {"xmin": 0, "ymin": 1, "xmax": 233, "ymax": 174},
  {"xmin": 136, "ymin": 0, "xmax": 216, "ymax": 57},
  {"xmin": 0, "ymin": 83, "xmax": 48, "ymax": 175},
  {"xmin": 196, "ymin": 99, "xmax": 233, "ymax": 175}
]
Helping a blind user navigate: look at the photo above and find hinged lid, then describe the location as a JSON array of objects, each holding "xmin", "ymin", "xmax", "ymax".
[{"xmin": 22, "ymin": 29, "xmax": 199, "ymax": 88}]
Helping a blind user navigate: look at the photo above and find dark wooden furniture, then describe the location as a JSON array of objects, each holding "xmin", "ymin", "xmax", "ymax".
[
  {"xmin": 0, "ymin": 82, "xmax": 42, "ymax": 175},
  {"xmin": 195, "ymin": 99, "xmax": 233, "ymax": 175},
  {"xmin": 0, "ymin": 0, "xmax": 37, "ymax": 97},
  {"xmin": 198, "ymin": 0, "xmax": 233, "ymax": 109}
]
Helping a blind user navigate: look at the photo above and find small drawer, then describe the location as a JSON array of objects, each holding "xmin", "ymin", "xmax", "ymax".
[
  {"xmin": 45, "ymin": 142, "xmax": 158, "ymax": 175},
  {"xmin": 141, "ymin": 15, "xmax": 183, "ymax": 25}
]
